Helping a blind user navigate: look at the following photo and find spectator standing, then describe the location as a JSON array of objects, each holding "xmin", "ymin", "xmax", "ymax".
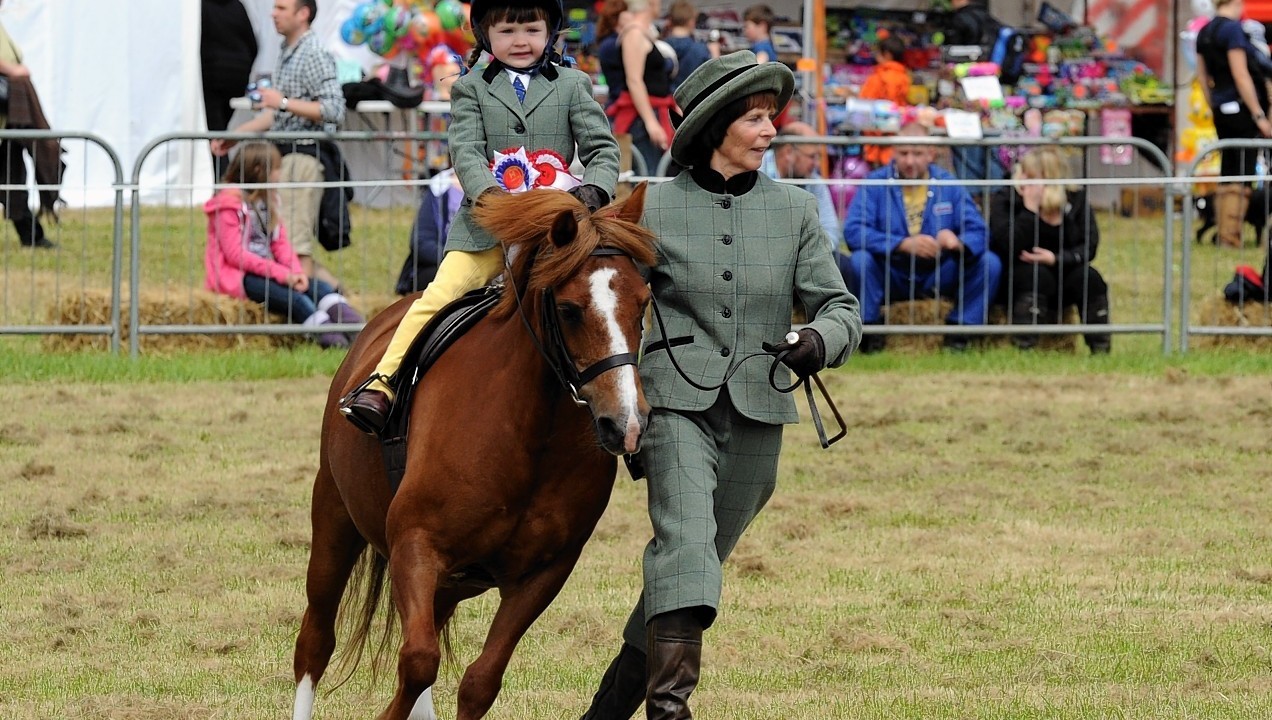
[
  {"xmin": 742, "ymin": 4, "xmax": 777, "ymax": 64},
  {"xmin": 842, "ymin": 123, "xmax": 1002, "ymax": 353},
  {"xmin": 989, "ymin": 147, "xmax": 1110, "ymax": 353},
  {"xmin": 595, "ymin": 0, "xmax": 631, "ymax": 109},
  {"xmin": 579, "ymin": 51, "xmax": 860, "ymax": 720},
  {"xmin": 204, "ymin": 142, "xmax": 362, "ymax": 349},
  {"xmin": 605, "ymin": 0, "xmax": 675, "ymax": 175},
  {"xmin": 944, "ymin": 0, "xmax": 1003, "ymax": 51},
  {"xmin": 211, "ymin": 0, "xmax": 347, "ymax": 291},
  {"xmin": 663, "ymin": 0, "xmax": 714, "ymax": 91},
  {"xmin": 1196, "ymin": 0, "xmax": 1272, "ymax": 248},
  {"xmin": 858, "ymin": 33, "xmax": 912, "ymax": 168},
  {"xmin": 943, "ymin": 0, "xmax": 1007, "ymax": 183},
  {"xmin": 0, "ymin": 11, "xmax": 61, "ymax": 250},
  {"xmin": 201, "ymin": 0, "xmax": 259, "ymax": 180}
]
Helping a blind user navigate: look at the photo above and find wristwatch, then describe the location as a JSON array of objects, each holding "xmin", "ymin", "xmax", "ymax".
[{"xmin": 279, "ymin": 97, "xmax": 289, "ymax": 112}]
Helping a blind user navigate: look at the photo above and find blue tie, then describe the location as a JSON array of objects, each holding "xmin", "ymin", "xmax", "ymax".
[{"xmin": 513, "ymin": 76, "xmax": 526, "ymax": 104}]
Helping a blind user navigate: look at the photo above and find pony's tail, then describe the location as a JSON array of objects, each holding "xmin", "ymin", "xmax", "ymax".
[
  {"xmin": 328, "ymin": 547, "xmax": 397, "ymax": 689},
  {"xmin": 325, "ymin": 547, "xmax": 458, "ymax": 690}
]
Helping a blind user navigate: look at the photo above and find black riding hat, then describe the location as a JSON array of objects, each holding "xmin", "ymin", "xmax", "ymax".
[{"xmin": 469, "ymin": 0, "xmax": 567, "ymax": 52}]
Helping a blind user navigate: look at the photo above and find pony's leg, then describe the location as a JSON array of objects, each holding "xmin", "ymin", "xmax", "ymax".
[
  {"xmin": 455, "ymin": 554, "xmax": 583, "ymax": 720},
  {"xmin": 380, "ymin": 528, "xmax": 445, "ymax": 720},
  {"xmin": 292, "ymin": 466, "xmax": 367, "ymax": 720}
]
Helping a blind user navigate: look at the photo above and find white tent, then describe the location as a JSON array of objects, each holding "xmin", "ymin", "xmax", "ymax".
[{"xmin": 0, "ymin": 0, "xmax": 378, "ymax": 208}]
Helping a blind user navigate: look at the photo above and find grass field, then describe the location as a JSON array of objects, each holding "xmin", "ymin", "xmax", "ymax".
[
  {"xmin": 1, "ymin": 347, "xmax": 1270, "ymax": 719},
  {"xmin": 1, "ymin": 189, "xmax": 1270, "ymax": 717}
]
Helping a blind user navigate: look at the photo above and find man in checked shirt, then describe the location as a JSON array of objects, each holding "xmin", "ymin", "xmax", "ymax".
[{"xmin": 212, "ymin": 0, "xmax": 347, "ymax": 291}]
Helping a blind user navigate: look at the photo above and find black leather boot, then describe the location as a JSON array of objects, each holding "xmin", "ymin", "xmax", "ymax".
[
  {"xmin": 645, "ymin": 609, "xmax": 704, "ymax": 720},
  {"xmin": 14, "ymin": 215, "xmax": 54, "ymax": 249},
  {"xmin": 1010, "ymin": 294, "xmax": 1045, "ymax": 350},
  {"xmin": 1082, "ymin": 293, "xmax": 1111, "ymax": 354},
  {"xmin": 580, "ymin": 642, "xmax": 646, "ymax": 720}
]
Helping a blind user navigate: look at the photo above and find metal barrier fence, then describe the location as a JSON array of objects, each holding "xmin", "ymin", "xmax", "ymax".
[
  {"xmin": 1180, "ymin": 139, "xmax": 1272, "ymax": 352},
  {"xmin": 0, "ymin": 130, "xmax": 126, "ymax": 352},
  {"xmin": 710, "ymin": 134, "xmax": 1175, "ymax": 355},
  {"xmin": 0, "ymin": 130, "xmax": 1235, "ymax": 357}
]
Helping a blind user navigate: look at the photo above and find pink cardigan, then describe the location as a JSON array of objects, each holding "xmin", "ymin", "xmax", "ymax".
[{"xmin": 203, "ymin": 189, "xmax": 303, "ymax": 299}]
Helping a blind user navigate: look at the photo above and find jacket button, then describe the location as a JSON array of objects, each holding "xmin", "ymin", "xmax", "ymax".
[
  {"xmin": 720, "ymin": 198, "xmax": 732, "ymax": 209},
  {"xmin": 721, "ymin": 270, "xmax": 733, "ymax": 281},
  {"xmin": 514, "ymin": 123, "xmax": 525, "ymax": 133},
  {"xmin": 720, "ymin": 347, "xmax": 731, "ymax": 357},
  {"xmin": 721, "ymin": 234, "xmax": 732, "ymax": 245},
  {"xmin": 721, "ymin": 307, "xmax": 732, "ymax": 318}
]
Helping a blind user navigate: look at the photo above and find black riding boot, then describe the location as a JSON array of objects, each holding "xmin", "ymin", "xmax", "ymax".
[
  {"xmin": 14, "ymin": 215, "xmax": 54, "ymax": 249},
  {"xmin": 580, "ymin": 642, "xmax": 646, "ymax": 720},
  {"xmin": 1082, "ymin": 293, "xmax": 1111, "ymax": 354},
  {"xmin": 646, "ymin": 609, "xmax": 704, "ymax": 720},
  {"xmin": 1010, "ymin": 294, "xmax": 1046, "ymax": 350}
]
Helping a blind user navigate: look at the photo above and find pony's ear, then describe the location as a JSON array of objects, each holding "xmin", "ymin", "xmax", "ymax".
[
  {"xmin": 550, "ymin": 209, "xmax": 578, "ymax": 248},
  {"xmin": 615, "ymin": 182, "xmax": 647, "ymax": 224}
]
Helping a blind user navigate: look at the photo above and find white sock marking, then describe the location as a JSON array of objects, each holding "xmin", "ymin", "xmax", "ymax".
[
  {"xmin": 292, "ymin": 674, "xmax": 315, "ymax": 720},
  {"xmin": 408, "ymin": 687, "xmax": 438, "ymax": 720}
]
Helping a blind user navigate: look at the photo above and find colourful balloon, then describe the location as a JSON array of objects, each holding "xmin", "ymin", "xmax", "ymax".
[
  {"xmin": 352, "ymin": 2, "xmax": 385, "ymax": 33},
  {"xmin": 435, "ymin": 0, "xmax": 464, "ymax": 30},
  {"xmin": 341, "ymin": 19, "xmax": 368, "ymax": 45},
  {"xmin": 382, "ymin": 6, "xmax": 413, "ymax": 37}
]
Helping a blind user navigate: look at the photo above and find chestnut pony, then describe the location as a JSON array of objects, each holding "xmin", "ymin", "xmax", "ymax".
[{"xmin": 290, "ymin": 185, "xmax": 656, "ymax": 720}]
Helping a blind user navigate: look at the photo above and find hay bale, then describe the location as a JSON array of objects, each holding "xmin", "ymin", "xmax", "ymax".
[
  {"xmin": 1191, "ymin": 292, "xmax": 1272, "ymax": 349},
  {"xmin": 43, "ymin": 287, "xmax": 304, "ymax": 353},
  {"xmin": 879, "ymin": 299, "xmax": 1079, "ymax": 354}
]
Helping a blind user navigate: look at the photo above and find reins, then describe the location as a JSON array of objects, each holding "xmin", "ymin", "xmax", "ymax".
[{"xmin": 646, "ymin": 293, "xmax": 847, "ymax": 448}]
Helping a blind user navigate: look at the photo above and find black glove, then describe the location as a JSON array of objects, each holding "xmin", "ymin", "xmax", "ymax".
[
  {"xmin": 569, "ymin": 184, "xmax": 610, "ymax": 213},
  {"xmin": 762, "ymin": 328, "xmax": 826, "ymax": 378}
]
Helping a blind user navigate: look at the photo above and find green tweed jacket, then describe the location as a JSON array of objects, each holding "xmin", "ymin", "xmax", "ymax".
[
  {"xmin": 445, "ymin": 62, "xmax": 621, "ymax": 253},
  {"xmin": 640, "ymin": 171, "xmax": 862, "ymax": 424}
]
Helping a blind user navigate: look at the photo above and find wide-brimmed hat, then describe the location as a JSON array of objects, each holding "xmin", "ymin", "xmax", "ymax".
[{"xmin": 669, "ymin": 50, "xmax": 794, "ymax": 167}]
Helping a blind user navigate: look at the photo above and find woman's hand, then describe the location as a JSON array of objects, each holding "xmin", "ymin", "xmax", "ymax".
[
  {"xmin": 1257, "ymin": 115, "xmax": 1272, "ymax": 138},
  {"xmin": 646, "ymin": 122, "xmax": 669, "ymax": 151},
  {"xmin": 1018, "ymin": 247, "xmax": 1056, "ymax": 266},
  {"xmin": 2, "ymin": 63, "xmax": 30, "ymax": 79},
  {"xmin": 287, "ymin": 272, "xmax": 309, "ymax": 292}
]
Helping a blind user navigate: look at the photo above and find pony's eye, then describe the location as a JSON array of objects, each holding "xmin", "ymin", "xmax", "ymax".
[{"xmin": 558, "ymin": 303, "xmax": 584, "ymax": 324}]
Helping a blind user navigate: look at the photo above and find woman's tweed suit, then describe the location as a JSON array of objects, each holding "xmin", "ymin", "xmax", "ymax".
[{"xmin": 621, "ymin": 168, "xmax": 862, "ymax": 649}]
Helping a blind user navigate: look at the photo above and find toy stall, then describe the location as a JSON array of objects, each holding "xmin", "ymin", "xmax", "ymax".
[{"xmin": 819, "ymin": 1, "xmax": 1173, "ymax": 203}]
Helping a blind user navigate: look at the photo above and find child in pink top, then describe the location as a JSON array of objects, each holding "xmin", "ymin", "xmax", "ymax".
[{"xmin": 204, "ymin": 142, "xmax": 362, "ymax": 348}]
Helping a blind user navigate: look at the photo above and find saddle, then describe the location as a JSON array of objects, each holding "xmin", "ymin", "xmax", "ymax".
[{"xmin": 378, "ymin": 284, "xmax": 502, "ymax": 493}]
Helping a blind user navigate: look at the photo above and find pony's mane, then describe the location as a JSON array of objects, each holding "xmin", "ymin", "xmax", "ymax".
[{"xmin": 470, "ymin": 188, "xmax": 657, "ymax": 319}]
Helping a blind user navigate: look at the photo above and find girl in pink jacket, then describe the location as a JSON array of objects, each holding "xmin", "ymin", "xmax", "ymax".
[{"xmin": 204, "ymin": 142, "xmax": 361, "ymax": 348}]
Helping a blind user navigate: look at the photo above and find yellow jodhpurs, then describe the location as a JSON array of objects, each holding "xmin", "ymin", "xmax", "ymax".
[{"xmin": 369, "ymin": 247, "xmax": 504, "ymax": 399}]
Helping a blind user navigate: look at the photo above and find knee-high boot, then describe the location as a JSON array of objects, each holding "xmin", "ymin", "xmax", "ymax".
[
  {"xmin": 1082, "ymin": 292, "xmax": 1111, "ymax": 354},
  {"xmin": 646, "ymin": 609, "xmax": 704, "ymax": 720},
  {"xmin": 1216, "ymin": 184, "xmax": 1250, "ymax": 249},
  {"xmin": 1010, "ymin": 293, "xmax": 1046, "ymax": 350},
  {"xmin": 580, "ymin": 643, "xmax": 647, "ymax": 720}
]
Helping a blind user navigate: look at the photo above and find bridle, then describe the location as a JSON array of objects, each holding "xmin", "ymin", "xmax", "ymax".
[{"xmin": 509, "ymin": 246, "xmax": 641, "ymax": 408}]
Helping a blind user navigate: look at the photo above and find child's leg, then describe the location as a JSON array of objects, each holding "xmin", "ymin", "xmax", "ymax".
[
  {"xmin": 368, "ymin": 247, "xmax": 504, "ymax": 399},
  {"xmin": 243, "ymin": 274, "xmax": 319, "ymax": 322}
]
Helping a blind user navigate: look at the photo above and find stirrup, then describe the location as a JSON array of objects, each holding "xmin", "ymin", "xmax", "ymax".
[{"xmin": 338, "ymin": 373, "xmax": 393, "ymax": 418}]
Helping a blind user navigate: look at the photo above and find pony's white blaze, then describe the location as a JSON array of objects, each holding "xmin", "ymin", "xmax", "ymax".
[
  {"xmin": 291, "ymin": 674, "xmax": 314, "ymax": 720},
  {"xmin": 589, "ymin": 268, "xmax": 641, "ymax": 447}
]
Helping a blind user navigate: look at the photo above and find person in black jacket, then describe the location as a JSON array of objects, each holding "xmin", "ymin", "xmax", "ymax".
[
  {"xmin": 201, "ymin": 0, "xmax": 259, "ymax": 180},
  {"xmin": 944, "ymin": 0, "xmax": 1002, "ymax": 52},
  {"xmin": 989, "ymin": 146, "xmax": 1110, "ymax": 353}
]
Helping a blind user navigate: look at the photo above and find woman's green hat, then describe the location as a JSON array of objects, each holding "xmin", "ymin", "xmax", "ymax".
[{"xmin": 669, "ymin": 51, "xmax": 795, "ymax": 167}]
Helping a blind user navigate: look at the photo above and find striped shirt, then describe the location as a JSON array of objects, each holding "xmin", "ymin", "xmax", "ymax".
[{"xmin": 271, "ymin": 30, "xmax": 344, "ymax": 132}]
